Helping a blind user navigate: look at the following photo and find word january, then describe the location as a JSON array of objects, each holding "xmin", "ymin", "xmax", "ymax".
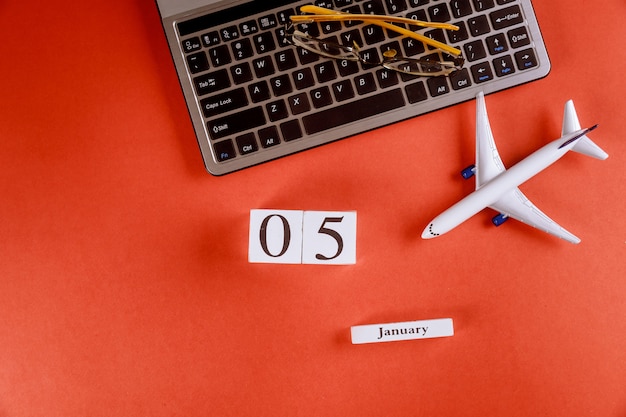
[{"xmin": 378, "ymin": 326, "xmax": 428, "ymax": 339}]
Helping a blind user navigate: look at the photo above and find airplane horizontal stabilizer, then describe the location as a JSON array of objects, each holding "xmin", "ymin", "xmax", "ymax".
[{"xmin": 572, "ymin": 136, "xmax": 608, "ymax": 160}]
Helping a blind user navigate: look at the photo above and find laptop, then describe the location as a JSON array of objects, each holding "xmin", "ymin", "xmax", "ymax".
[{"xmin": 156, "ymin": 0, "xmax": 550, "ymax": 175}]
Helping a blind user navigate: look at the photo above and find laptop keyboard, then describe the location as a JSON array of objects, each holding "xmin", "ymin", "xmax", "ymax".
[{"xmin": 168, "ymin": 0, "xmax": 550, "ymax": 175}]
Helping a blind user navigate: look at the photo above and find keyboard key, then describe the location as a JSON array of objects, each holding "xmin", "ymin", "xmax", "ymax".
[
  {"xmin": 310, "ymin": 86, "xmax": 334, "ymax": 108},
  {"xmin": 231, "ymin": 62, "xmax": 253, "ymax": 84},
  {"xmin": 337, "ymin": 59, "xmax": 360, "ymax": 77},
  {"xmin": 405, "ymin": 81, "xmax": 428, "ymax": 103},
  {"xmin": 486, "ymin": 33, "xmax": 508, "ymax": 55},
  {"xmin": 252, "ymin": 56, "xmax": 275, "ymax": 78},
  {"xmin": 275, "ymin": 27, "xmax": 291, "ymax": 48},
  {"xmin": 491, "ymin": 5, "xmax": 524, "ymax": 30},
  {"xmin": 468, "ymin": 15, "xmax": 491, "ymax": 36},
  {"xmin": 320, "ymin": 21, "xmax": 342, "ymax": 34},
  {"xmin": 363, "ymin": 0, "xmax": 385, "ymax": 15},
  {"xmin": 447, "ymin": 21, "xmax": 469, "ymax": 44},
  {"xmin": 292, "ymin": 68, "xmax": 316, "ymax": 89},
  {"xmin": 493, "ymin": 55, "xmax": 516, "ymax": 77},
  {"xmin": 214, "ymin": 140, "xmax": 236, "ymax": 161},
  {"xmin": 342, "ymin": 5, "xmax": 362, "ymax": 22},
  {"xmin": 314, "ymin": 61, "xmax": 338, "ymax": 83},
  {"xmin": 220, "ymin": 26, "xmax": 239, "ymax": 42},
  {"xmin": 359, "ymin": 49, "xmax": 381, "ymax": 68},
  {"xmin": 270, "ymin": 74, "xmax": 293, "ymax": 96},
  {"xmin": 193, "ymin": 69, "xmax": 230, "ymax": 96},
  {"xmin": 428, "ymin": 4, "xmax": 451, "ymax": 22},
  {"xmin": 236, "ymin": 133, "xmax": 259, "ymax": 155},
  {"xmin": 381, "ymin": 40, "xmax": 401, "ymax": 56},
  {"xmin": 231, "ymin": 38, "xmax": 254, "ymax": 60},
  {"xmin": 208, "ymin": 45, "xmax": 232, "ymax": 66},
  {"xmin": 200, "ymin": 87, "xmax": 248, "ymax": 118},
  {"xmin": 354, "ymin": 73, "xmax": 377, "ymax": 95},
  {"xmin": 259, "ymin": 126, "xmax": 281, "ymax": 148},
  {"xmin": 376, "ymin": 69, "xmax": 399, "ymax": 89},
  {"xmin": 425, "ymin": 29, "xmax": 447, "ymax": 51},
  {"xmin": 386, "ymin": 0, "xmax": 408, "ymax": 13},
  {"xmin": 186, "ymin": 52, "xmax": 209, "ymax": 74},
  {"xmin": 275, "ymin": 49, "xmax": 298, "ymax": 71},
  {"xmin": 515, "ymin": 48, "xmax": 538, "ymax": 70},
  {"xmin": 266, "ymin": 99, "xmax": 289, "ymax": 121},
  {"xmin": 288, "ymin": 93, "xmax": 311, "ymax": 115},
  {"xmin": 508, "ymin": 26, "xmax": 531, "ymax": 48},
  {"xmin": 208, "ymin": 107, "xmax": 266, "ymax": 140},
  {"xmin": 315, "ymin": 0, "xmax": 334, "ymax": 9},
  {"xmin": 201, "ymin": 31, "xmax": 220, "ymax": 47},
  {"xmin": 471, "ymin": 61, "xmax": 494, "ymax": 83},
  {"xmin": 450, "ymin": 0, "xmax": 473, "ymax": 18},
  {"xmin": 427, "ymin": 77, "xmax": 450, "ymax": 97},
  {"xmin": 402, "ymin": 37, "xmax": 426, "ymax": 56},
  {"xmin": 258, "ymin": 14, "xmax": 278, "ymax": 30},
  {"xmin": 407, "ymin": 9, "xmax": 428, "ymax": 24},
  {"xmin": 340, "ymin": 29, "xmax": 364, "ymax": 48},
  {"xmin": 182, "ymin": 37, "xmax": 202, "ymax": 53},
  {"xmin": 335, "ymin": 0, "xmax": 356, "ymax": 7},
  {"xmin": 363, "ymin": 25, "xmax": 386, "ymax": 45},
  {"xmin": 303, "ymin": 89, "xmax": 405, "ymax": 135},
  {"xmin": 276, "ymin": 9, "xmax": 295, "ymax": 25},
  {"xmin": 472, "ymin": 0, "xmax": 495, "ymax": 11},
  {"xmin": 295, "ymin": 47, "xmax": 320, "ymax": 65},
  {"xmin": 239, "ymin": 20, "xmax": 259, "ymax": 36},
  {"xmin": 248, "ymin": 81, "xmax": 271, "ymax": 103},
  {"xmin": 280, "ymin": 120, "xmax": 303, "ymax": 142},
  {"xmin": 254, "ymin": 32, "xmax": 276, "ymax": 54},
  {"xmin": 332, "ymin": 80, "xmax": 355, "ymax": 102},
  {"xmin": 450, "ymin": 68, "xmax": 472, "ymax": 90},
  {"xmin": 464, "ymin": 40, "xmax": 487, "ymax": 61}
]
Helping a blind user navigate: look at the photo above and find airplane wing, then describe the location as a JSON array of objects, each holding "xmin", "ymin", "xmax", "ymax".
[
  {"xmin": 489, "ymin": 188, "xmax": 581, "ymax": 244},
  {"xmin": 475, "ymin": 92, "xmax": 506, "ymax": 190}
]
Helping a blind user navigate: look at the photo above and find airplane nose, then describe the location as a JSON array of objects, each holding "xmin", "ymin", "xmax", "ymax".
[{"xmin": 421, "ymin": 223, "xmax": 438, "ymax": 239}]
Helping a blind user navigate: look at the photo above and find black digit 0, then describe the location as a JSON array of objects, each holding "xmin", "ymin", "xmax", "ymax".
[
  {"xmin": 316, "ymin": 216, "xmax": 344, "ymax": 261},
  {"xmin": 259, "ymin": 214, "xmax": 291, "ymax": 257}
]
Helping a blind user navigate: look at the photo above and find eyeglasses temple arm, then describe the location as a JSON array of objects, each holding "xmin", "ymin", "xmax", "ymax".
[
  {"xmin": 293, "ymin": 5, "xmax": 461, "ymax": 56},
  {"xmin": 294, "ymin": 6, "xmax": 459, "ymax": 30}
]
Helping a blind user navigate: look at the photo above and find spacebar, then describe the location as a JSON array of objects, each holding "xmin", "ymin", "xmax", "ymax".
[{"xmin": 302, "ymin": 89, "xmax": 405, "ymax": 135}]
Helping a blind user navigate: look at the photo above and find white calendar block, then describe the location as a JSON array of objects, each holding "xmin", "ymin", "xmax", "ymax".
[
  {"xmin": 302, "ymin": 211, "xmax": 357, "ymax": 265},
  {"xmin": 249, "ymin": 210, "xmax": 303, "ymax": 264},
  {"xmin": 249, "ymin": 209, "xmax": 357, "ymax": 265}
]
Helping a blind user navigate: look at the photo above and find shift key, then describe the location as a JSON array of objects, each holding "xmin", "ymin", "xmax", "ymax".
[{"xmin": 207, "ymin": 107, "xmax": 266, "ymax": 140}]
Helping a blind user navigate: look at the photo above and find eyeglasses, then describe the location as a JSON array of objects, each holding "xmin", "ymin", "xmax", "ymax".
[
  {"xmin": 287, "ymin": 29, "xmax": 464, "ymax": 77},
  {"xmin": 287, "ymin": 5, "xmax": 464, "ymax": 77}
]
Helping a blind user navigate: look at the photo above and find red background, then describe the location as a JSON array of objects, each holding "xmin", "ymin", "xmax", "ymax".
[{"xmin": 1, "ymin": 0, "xmax": 624, "ymax": 416}]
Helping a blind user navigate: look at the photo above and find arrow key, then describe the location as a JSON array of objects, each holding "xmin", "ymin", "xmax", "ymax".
[
  {"xmin": 486, "ymin": 33, "xmax": 508, "ymax": 55},
  {"xmin": 494, "ymin": 55, "xmax": 516, "ymax": 77},
  {"xmin": 515, "ymin": 48, "xmax": 538, "ymax": 70},
  {"xmin": 470, "ymin": 62, "xmax": 494, "ymax": 84}
]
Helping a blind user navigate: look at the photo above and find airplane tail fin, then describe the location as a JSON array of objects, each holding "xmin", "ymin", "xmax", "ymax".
[{"xmin": 562, "ymin": 100, "xmax": 608, "ymax": 160}]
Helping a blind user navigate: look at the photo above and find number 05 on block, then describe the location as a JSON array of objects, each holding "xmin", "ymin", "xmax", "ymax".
[{"xmin": 249, "ymin": 210, "xmax": 357, "ymax": 265}]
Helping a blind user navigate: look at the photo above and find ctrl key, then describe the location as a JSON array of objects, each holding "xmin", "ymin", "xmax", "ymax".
[{"xmin": 213, "ymin": 140, "xmax": 236, "ymax": 162}]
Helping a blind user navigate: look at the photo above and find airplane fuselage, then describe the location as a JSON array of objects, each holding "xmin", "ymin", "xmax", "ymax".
[{"xmin": 422, "ymin": 132, "xmax": 585, "ymax": 239}]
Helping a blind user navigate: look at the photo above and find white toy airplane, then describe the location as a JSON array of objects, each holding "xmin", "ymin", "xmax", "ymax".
[{"xmin": 422, "ymin": 92, "xmax": 608, "ymax": 244}]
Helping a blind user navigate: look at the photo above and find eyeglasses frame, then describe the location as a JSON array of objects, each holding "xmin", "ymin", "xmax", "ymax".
[{"xmin": 287, "ymin": 28, "xmax": 465, "ymax": 77}]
